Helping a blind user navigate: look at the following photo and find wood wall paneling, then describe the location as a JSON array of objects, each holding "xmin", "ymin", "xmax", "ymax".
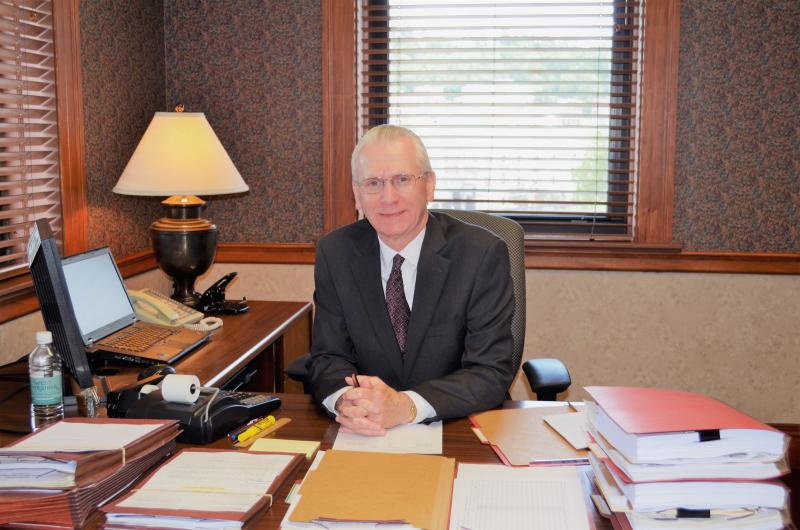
[
  {"xmin": 53, "ymin": 0, "xmax": 89, "ymax": 256},
  {"xmin": 322, "ymin": 0, "xmax": 358, "ymax": 233}
]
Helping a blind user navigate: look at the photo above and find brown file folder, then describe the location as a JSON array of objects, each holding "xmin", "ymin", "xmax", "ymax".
[{"xmin": 470, "ymin": 406, "xmax": 588, "ymax": 466}]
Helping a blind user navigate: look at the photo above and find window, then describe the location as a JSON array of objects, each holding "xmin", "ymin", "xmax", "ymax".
[
  {"xmin": 358, "ymin": 0, "xmax": 643, "ymax": 240},
  {"xmin": 0, "ymin": 0, "xmax": 61, "ymax": 276}
]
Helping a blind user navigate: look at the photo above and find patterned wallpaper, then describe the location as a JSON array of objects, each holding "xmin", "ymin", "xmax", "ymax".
[
  {"xmin": 80, "ymin": 0, "xmax": 166, "ymax": 256},
  {"xmin": 163, "ymin": 0, "xmax": 323, "ymax": 244},
  {"xmin": 79, "ymin": 1, "xmax": 797, "ymax": 254},
  {"xmin": 673, "ymin": 0, "xmax": 800, "ymax": 251},
  {"xmin": 80, "ymin": 0, "xmax": 323, "ymax": 256}
]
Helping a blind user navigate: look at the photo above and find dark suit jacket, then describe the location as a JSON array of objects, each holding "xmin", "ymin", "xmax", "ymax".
[{"xmin": 307, "ymin": 212, "xmax": 515, "ymax": 420}]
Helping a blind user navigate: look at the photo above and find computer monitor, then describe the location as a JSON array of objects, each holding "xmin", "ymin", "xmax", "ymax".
[{"xmin": 27, "ymin": 220, "xmax": 94, "ymax": 389}]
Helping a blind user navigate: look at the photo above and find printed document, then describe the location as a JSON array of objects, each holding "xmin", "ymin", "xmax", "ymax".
[
  {"xmin": 448, "ymin": 464, "xmax": 591, "ymax": 530},
  {"xmin": 333, "ymin": 421, "xmax": 442, "ymax": 454}
]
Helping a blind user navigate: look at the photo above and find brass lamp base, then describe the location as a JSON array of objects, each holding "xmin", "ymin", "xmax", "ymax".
[{"xmin": 151, "ymin": 195, "xmax": 217, "ymax": 307}]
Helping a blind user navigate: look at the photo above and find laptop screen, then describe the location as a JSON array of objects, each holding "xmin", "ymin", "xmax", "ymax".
[{"xmin": 61, "ymin": 247, "xmax": 137, "ymax": 345}]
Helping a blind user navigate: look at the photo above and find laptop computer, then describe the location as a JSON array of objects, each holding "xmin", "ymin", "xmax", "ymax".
[{"xmin": 61, "ymin": 247, "xmax": 210, "ymax": 366}]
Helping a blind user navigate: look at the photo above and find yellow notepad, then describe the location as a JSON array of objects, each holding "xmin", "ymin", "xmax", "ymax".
[{"xmin": 249, "ymin": 438, "xmax": 320, "ymax": 460}]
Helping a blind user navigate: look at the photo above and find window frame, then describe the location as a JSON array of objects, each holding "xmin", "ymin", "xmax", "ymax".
[
  {"xmin": 323, "ymin": 0, "xmax": 680, "ymax": 255},
  {"xmin": 357, "ymin": 0, "xmax": 643, "ymax": 240}
]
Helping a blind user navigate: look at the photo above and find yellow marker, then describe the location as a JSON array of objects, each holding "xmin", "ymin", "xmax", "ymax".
[{"xmin": 235, "ymin": 415, "xmax": 276, "ymax": 443}]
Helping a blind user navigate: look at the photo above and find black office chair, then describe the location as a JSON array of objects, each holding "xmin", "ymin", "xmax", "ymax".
[{"xmin": 285, "ymin": 209, "xmax": 571, "ymax": 400}]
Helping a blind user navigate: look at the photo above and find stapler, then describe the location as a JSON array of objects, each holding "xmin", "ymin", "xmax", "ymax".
[{"xmin": 197, "ymin": 272, "xmax": 249, "ymax": 314}]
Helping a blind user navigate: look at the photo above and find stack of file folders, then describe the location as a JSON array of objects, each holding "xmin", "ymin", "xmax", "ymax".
[
  {"xmin": 102, "ymin": 448, "xmax": 303, "ymax": 530},
  {"xmin": 584, "ymin": 386, "xmax": 791, "ymax": 530},
  {"xmin": 0, "ymin": 418, "xmax": 179, "ymax": 528}
]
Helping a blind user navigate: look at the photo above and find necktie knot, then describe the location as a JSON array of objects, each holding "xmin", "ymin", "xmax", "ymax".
[{"xmin": 392, "ymin": 253, "xmax": 405, "ymax": 271}]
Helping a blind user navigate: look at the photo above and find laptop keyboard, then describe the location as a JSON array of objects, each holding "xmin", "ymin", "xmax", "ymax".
[{"xmin": 102, "ymin": 324, "xmax": 180, "ymax": 352}]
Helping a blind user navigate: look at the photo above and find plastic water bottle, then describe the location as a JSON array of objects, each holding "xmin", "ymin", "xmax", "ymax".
[{"xmin": 29, "ymin": 331, "xmax": 64, "ymax": 430}]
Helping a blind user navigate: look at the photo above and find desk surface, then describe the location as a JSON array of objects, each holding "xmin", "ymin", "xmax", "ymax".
[
  {"xmin": 104, "ymin": 300, "xmax": 312, "ymax": 391},
  {"xmin": 0, "ymin": 393, "xmax": 797, "ymax": 529},
  {"xmin": 0, "ymin": 300, "xmax": 312, "ymax": 433}
]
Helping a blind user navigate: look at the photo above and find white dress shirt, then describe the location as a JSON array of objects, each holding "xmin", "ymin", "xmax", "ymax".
[{"xmin": 322, "ymin": 228, "xmax": 436, "ymax": 423}]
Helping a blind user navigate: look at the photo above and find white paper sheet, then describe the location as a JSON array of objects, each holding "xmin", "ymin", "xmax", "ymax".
[
  {"xmin": 332, "ymin": 421, "xmax": 442, "ymax": 454},
  {"xmin": 543, "ymin": 410, "xmax": 589, "ymax": 450},
  {"xmin": 2, "ymin": 422, "xmax": 162, "ymax": 452},
  {"xmin": 448, "ymin": 464, "xmax": 591, "ymax": 530}
]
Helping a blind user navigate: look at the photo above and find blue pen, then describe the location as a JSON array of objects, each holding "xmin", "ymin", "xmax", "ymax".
[{"xmin": 227, "ymin": 416, "xmax": 262, "ymax": 440}]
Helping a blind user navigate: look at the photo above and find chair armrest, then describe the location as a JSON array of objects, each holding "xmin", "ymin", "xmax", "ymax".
[
  {"xmin": 522, "ymin": 358, "xmax": 571, "ymax": 401},
  {"xmin": 285, "ymin": 353, "xmax": 311, "ymax": 382}
]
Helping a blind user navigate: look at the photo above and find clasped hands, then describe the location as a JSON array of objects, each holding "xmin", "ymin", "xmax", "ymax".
[{"xmin": 335, "ymin": 375, "xmax": 414, "ymax": 436}]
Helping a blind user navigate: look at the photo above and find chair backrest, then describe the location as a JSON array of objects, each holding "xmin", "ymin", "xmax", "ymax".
[{"xmin": 431, "ymin": 210, "xmax": 526, "ymax": 373}]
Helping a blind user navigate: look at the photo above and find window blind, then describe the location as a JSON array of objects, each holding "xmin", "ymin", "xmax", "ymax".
[
  {"xmin": 358, "ymin": 0, "xmax": 643, "ymax": 239},
  {"xmin": 0, "ymin": 0, "xmax": 60, "ymax": 275}
]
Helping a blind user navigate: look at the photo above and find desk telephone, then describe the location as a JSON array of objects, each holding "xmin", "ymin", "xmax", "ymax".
[
  {"xmin": 107, "ymin": 378, "xmax": 281, "ymax": 444},
  {"xmin": 129, "ymin": 288, "xmax": 223, "ymax": 332}
]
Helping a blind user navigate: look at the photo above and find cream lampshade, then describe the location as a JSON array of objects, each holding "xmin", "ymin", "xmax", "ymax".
[{"xmin": 113, "ymin": 110, "xmax": 248, "ymax": 307}]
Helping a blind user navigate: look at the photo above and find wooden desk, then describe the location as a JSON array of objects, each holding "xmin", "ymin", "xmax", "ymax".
[
  {"xmin": 0, "ymin": 393, "xmax": 797, "ymax": 529},
  {"xmin": 169, "ymin": 300, "xmax": 312, "ymax": 393},
  {"xmin": 0, "ymin": 301, "xmax": 312, "ymax": 433},
  {"xmin": 92, "ymin": 300, "xmax": 312, "ymax": 395}
]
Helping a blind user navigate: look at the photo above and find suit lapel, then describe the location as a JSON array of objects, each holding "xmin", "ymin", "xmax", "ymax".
[
  {"xmin": 403, "ymin": 214, "xmax": 450, "ymax": 380},
  {"xmin": 349, "ymin": 226, "xmax": 404, "ymax": 381}
]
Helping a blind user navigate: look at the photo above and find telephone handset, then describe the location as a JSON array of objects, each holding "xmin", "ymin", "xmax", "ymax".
[{"xmin": 128, "ymin": 288, "xmax": 222, "ymax": 331}]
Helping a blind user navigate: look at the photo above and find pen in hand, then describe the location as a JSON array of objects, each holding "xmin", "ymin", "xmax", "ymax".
[{"xmin": 351, "ymin": 372, "xmax": 360, "ymax": 388}]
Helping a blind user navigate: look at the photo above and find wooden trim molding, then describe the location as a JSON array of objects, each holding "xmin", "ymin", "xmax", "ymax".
[
  {"xmin": 635, "ymin": 0, "xmax": 681, "ymax": 244},
  {"xmin": 53, "ymin": 0, "xmax": 88, "ymax": 256},
  {"xmin": 526, "ymin": 248, "xmax": 800, "ymax": 274},
  {"xmin": 216, "ymin": 243, "xmax": 316, "ymax": 264},
  {"xmin": 321, "ymin": 0, "xmax": 358, "ymax": 233}
]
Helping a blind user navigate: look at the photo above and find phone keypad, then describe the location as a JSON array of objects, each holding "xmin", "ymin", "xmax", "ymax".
[{"xmin": 219, "ymin": 391, "xmax": 274, "ymax": 405}]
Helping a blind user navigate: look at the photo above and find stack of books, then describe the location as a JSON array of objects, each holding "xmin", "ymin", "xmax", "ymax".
[
  {"xmin": 585, "ymin": 386, "xmax": 790, "ymax": 530},
  {"xmin": 0, "ymin": 418, "xmax": 179, "ymax": 528}
]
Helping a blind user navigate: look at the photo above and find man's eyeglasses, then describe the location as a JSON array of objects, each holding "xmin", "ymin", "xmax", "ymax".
[{"xmin": 355, "ymin": 173, "xmax": 427, "ymax": 194}]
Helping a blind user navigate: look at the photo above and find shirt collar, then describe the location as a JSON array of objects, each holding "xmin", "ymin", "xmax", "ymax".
[{"xmin": 378, "ymin": 227, "xmax": 426, "ymax": 271}]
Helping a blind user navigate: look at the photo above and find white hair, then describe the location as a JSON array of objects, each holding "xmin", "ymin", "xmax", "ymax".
[{"xmin": 350, "ymin": 124, "xmax": 432, "ymax": 181}]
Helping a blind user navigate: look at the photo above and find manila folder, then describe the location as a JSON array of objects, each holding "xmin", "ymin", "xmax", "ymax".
[{"xmin": 290, "ymin": 450, "xmax": 455, "ymax": 530}]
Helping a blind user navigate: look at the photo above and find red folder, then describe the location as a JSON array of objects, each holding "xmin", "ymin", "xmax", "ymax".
[{"xmin": 584, "ymin": 386, "xmax": 781, "ymax": 435}]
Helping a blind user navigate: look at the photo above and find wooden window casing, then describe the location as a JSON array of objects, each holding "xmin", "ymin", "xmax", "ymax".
[{"xmin": 357, "ymin": 0, "xmax": 644, "ymax": 241}]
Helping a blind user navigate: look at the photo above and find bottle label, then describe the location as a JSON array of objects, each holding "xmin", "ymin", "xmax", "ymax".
[{"xmin": 30, "ymin": 372, "xmax": 62, "ymax": 406}]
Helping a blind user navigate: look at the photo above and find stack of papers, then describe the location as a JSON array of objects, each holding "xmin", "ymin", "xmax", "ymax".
[
  {"xmin": 103, "ymin": 449, "xmax": 303, "ymax": 529},
  {"xmin": 585, "ymin": 386, "xmax": 790, "ymax": 530},
  {"xmin": 0, "ymin": 418, "xmax": 179, "ymax": 528}
]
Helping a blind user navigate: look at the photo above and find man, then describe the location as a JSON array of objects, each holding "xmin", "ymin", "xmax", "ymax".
[{"xmin": 308, "ymin": 124, "xmax": 514, "ymax": 436}]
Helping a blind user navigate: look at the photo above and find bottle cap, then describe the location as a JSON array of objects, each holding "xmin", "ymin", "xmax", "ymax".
[{"xmin": 36, "ymin": 331, "xmax": 53, "ymax": 345}]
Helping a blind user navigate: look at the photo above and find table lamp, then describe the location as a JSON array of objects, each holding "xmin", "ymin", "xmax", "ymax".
[{"xmin": 113, "ymin": 108, "xmax": 248, "ymax": 307}]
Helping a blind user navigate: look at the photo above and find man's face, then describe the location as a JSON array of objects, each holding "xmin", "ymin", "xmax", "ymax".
[{"xmin": 352, "ymin": 137, "xmax": 436, "ymax": 251}]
